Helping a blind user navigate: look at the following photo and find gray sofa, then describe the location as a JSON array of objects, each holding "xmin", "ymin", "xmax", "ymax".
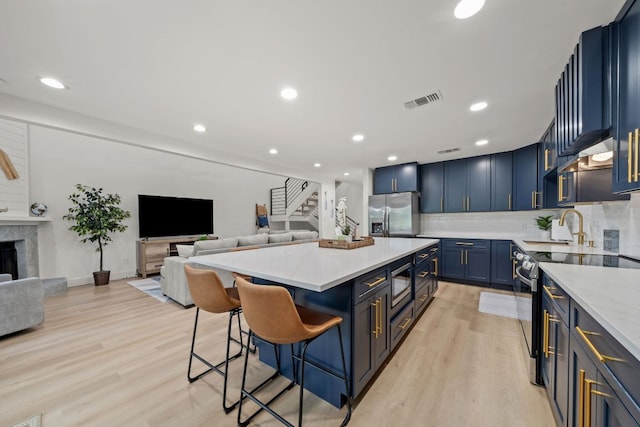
[
  {"xmin": 0, "ymin": 274, "xmax": 45, "ymax": 337},
  {"xmin": 160, "ymin": 231, "xmax": 319, "ymax": 307}
]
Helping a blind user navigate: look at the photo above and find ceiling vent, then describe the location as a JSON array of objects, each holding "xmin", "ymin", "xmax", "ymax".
[
  {"xmin": 404, "ymin": 90, "xmax": 443, "ymax": 109},
  {"xmin": 437, "ymin": 147, "xmax": 461, "ymax": 154}
]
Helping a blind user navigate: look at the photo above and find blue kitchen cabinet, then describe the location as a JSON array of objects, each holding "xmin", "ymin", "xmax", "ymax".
[
  {"xmin": 490, "ymin": 240, "xmax": 516, "ymax": 288},
  {"xmin": 558, "ymin": 167, "xmax": 630, "ymax": 206},
  {"xmin": 374, "ymin": 163, "xmax": 419, "ymax": 194},
  {"xmin": 440, "ymin": 239, "xmax": 490, "ymax": 284},
  {"xmin": 542, "ymin": 121, "xmax": 557, "ymax": 174},
  {"xmin": 512, "ymin": 144, "xmax": 540, "ymax": 210},
  {"xmin": 491, "ymin": 152, "xmax": 513, "ymax": 211},
  {"xmin": 444, "ymin": 156, "xmax": 490, "ymax": 213},
  {"xmin": 419, "ymin": 162, "xmax": 444, "ymax": 213},
  {"xmin": 555, "ymin": 26, "xmax": 611, "ymax": 157},
  {"xmin": 613, "ymin": 0, "xmax": 640, "ymax": 193}
]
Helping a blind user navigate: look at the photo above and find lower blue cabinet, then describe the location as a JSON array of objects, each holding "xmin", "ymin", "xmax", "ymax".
[
  {"xmin": 440, "ymin": 239, "xmax": 490, "ymax": 284},
  {"xmin": 490, "ymin": 240, "xmax": 516, "ymax": 287}
]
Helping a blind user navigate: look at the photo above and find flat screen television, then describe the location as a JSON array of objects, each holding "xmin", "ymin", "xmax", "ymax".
[{"xmin": 138, "ymin": 194, "xmax": 214, "ymax": 238}]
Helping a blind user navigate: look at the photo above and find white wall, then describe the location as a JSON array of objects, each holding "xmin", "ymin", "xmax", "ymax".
[{"xmin": 28, "ymin": 125, "xmax": 288, "ymax": 285}]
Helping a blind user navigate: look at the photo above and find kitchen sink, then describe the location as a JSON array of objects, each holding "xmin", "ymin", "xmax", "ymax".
[{"xmin": 522, "ymin": 240, "xmax": 570, "ymax": 245}]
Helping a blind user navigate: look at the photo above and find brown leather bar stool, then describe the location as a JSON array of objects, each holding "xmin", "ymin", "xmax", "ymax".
[
  {"xmin": 184, "ymin": 264, "xmax": 248, "ymax": 413},
  {"xmin": 235, "ymin": 276, "xmax": 352, "ymax": 427}
]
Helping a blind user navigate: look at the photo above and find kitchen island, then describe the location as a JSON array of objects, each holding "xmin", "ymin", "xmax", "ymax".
[{"xmin": 190, "ymin": 237, "xmax": 440, "ymax": 407}]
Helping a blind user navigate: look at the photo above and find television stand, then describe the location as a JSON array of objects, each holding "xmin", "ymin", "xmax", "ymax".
[{"xmin": 136, "ymin": 236, "xmax": 217, "ymax": 278}]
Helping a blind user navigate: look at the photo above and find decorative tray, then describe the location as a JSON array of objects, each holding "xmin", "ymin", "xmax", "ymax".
[{"xmin": 318, "ymin": 236, "xmax": 375, "ymax": 250}]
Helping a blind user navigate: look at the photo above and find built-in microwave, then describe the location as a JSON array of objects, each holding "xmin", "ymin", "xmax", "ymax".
[{"xmin": 390, "ymin": 262, "xmax": 412, "ymax": 317}]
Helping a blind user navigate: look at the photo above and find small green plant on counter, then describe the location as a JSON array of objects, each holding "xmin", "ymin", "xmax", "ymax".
[
  {"xmin": 535, "ymin": 215, "xmax": 554, "ymax": 231},
  {"xmin": 342, "ymin": 225, "xmax": 351, "ymax": 236}
]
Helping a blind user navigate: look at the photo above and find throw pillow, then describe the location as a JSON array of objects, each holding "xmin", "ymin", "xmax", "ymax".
[
  {"xmin": 238, "ymin": 233, "xmax": 269, "ymax": 246},
  {"xmin": 291, "ymin": 231, "xmax": 319, "ymax": 241},
  {"xmin": 268, "ymin": 233, "xmax": 292, "ymax": 244},
  {"xmin": 176, "ymin": 244, "xmax": 194, "ymax": 258}
]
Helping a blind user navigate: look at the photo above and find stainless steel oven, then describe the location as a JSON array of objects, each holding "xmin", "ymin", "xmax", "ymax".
[
  {"xmin": 512, "ymin": 245, "xmax": 541, "ymax": 385},
  {"xmin": 390, "ymin": 262, "xmax": 412, "ymax": 317}
]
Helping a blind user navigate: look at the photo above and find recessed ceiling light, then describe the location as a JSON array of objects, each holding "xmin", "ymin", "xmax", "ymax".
[
  {"xmin": 454, "ymin": 0, "xmax": 485, "ymax": 19},
  {"xmin": 39, "ymin": 77, "xmax": 65, "ymax": 89},
  {"xmin": 193, "ymin": 124, "xmax": 206, "ymax": 133},
  {"xmin": 470, "ymin": 101, "xmax": 488, "ymax": 111},
  {"xmin": 314, "ymin": 163, "xmax": 321, "ymax": 168},
  {"xmin": 475, "ymin": 139, "xmax": 489, "ymax": 146},
  {"xmin": 352, "ymin": 134, "xmax": 365, "ymax": 142},
  {"xmin": 343, "ymin": 172, "xmax": 350, "ymax": 176},
  {"xmin": 269, "ymin": 148, "xmax": 278, "ymax": 155},
  {"xmin": 388, "ymin": 155, "xmax": 397, "ymax": 161},
  {"xmin": 280, "ymin": 87, "xmax": 298, "ymax": 100}
]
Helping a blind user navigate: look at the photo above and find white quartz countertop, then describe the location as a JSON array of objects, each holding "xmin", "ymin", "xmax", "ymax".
[
  {"xmin": 540, "ymin": 263, "xmax": 640, "ymax": 362},
  {"xmin": 417, "ymin": 232, "xmax": 524, "ymax": 240},
  {"xmin": 190, "ymin": 237, "xmax": 439, "ymax": 292},
  {"xmin": 512, "ymin": 239, "xmax": 618, "ymax": 255}
]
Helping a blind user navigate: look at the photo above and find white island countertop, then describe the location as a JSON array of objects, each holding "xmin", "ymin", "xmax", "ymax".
[
  {"xmin": 190, "ymin": 237, "xmax": 439, "ymax": 292},
  {"xmin": 513, "ymin": 239, "xmax": 618, "ymax": 256},
  {"xmin": 540, "ymin": 263, "xmax": 640, "ymax": 362}
]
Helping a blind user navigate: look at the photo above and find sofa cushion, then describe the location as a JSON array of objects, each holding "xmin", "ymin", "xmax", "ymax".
[
  {"xmin": 291, "ymin": 231, "xmax": 319, "ymax": 241},
  {"xmin": 176, "ymin": 244, "xmax": 194, "ymax": 258},
  {"xmin": 193, "ymin": 237, "xmax": 238, "ymax": 255},
  {"xmin": 268, "ymin": 233, "xmax": 293, "ymax": 244},
  {"xmin": 237, "ymin": 233, "xmax": 269, "ymax": 246}
]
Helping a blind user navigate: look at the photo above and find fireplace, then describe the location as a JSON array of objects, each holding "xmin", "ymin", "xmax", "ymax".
[
  {"xmin": 0, "ymin": 241, "xmax": 18, "ymax": 279},
  {"xmin": 0, "ymin": 225, "xmax": 39, "ymax": 279}
]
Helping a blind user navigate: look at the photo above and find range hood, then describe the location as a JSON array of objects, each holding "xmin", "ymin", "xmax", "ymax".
[{"xmin": 558, "ymin": 137, "xmax": 614, "ymax": 173}]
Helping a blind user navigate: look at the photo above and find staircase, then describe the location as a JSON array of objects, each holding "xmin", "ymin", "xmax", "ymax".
[{"xmin": 269, "ymin": 178, "xmax": 319, "ymax": 231}]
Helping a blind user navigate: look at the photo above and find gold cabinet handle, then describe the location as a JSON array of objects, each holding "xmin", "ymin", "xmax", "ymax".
[
  {"xmin": 578, "ymin": 369, "xmax": 585, "ymax": 427},
  {"xmin": 575, "ymin": 326, "xmax": 624, "ymax": 363},
  {"xmin": 467, "ymin": 196, "xmax": 470, "ymax": 211},
  {"xmin": 364, "ymin": 277, "xmax": 386, "ymax": 288},
  {"xmin": 418, "ymin": 294, "xmax": 428, "ymax": 303},
  {"xmin": 585, "ymin": 378, "xmax": 595, "ymax": 427},
  {"xmin": 455, "ymin": 242, "xmax": 474, "ymax": 246},
  {"xmin": 508, "ymin": 193, "xmax": 512, "ymax": 210},
  {"xmin": 440, "ymin": 197, "xmax": 443, "ymax": 213},
  {"xmin": 418, "ymin": 271, "xmax": 428, "ymax": 278},
  {"xmin": 431, "ymin": 247, "xmax": 438, "ymax": 252},
  {"xmin": 465, "ymin": 249, "xmax": 468, "ymax": 265},
  {"xmin": 371, "ymin": 300, "xmax": 379, "ymax": 338},
  {"xmin": 398, "ymin": 317, "xmax": 412, "ymax": 330},
  {"xmin": 543, "ymin": 285, "xmax": 565, "ymax": 299},
  {"xmin": 531, "ymin": 191, "xmax": 535, "ymax": 209},
  {"xmin": 460, "ymin": 250, "xmax": 464, "ymax": 265},
  {"xmin": 418, "ymin": 253, "xmax": 429, "ymax": 259},
  {"xmin": 633, "ymin": 128, "xmax": 640, "ymax": 182},
  {"xmin": 543, "ymin": 310, "xmax": 549, "ymax": 358},
  {"xmin": 433, "ymin": 258, "xmax": 438, "ymax": 276},
  {"xmin": 558, "ymin": 174, "xmax": 565, "ymax": 201},
  {"xmin": 377, "ymin": 298, "xmax": 382, "ymax": 335},
  {"xmin": 512, "ymin": 259, "xmax": 517, "ymax": 279},
  {"xmin": 544, "ymin": 148, "xmax": 549, "ymax": 171},
  {"xmin": 628, "ymin": 131, "xmax": 633, "ymax": 183}
]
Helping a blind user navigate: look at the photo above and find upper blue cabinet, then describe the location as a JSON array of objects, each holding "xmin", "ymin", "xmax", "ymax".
[
  {"xmin": 419, "ymin": 162, "xmax": 444, "ymax": 213},
  {"xmin": 443, "ymin": 156, "xmax": 491, "ymax": 213},
  {"xmin": 373, "ymin": 162, "xmax": 419, "ymax": 194},
  {"xmin": 555, "ymin": 26, "xmax": 612, "ymax": 157},
  {"xmin": 512, "ymin": 144, "xmax": 541, "ymax": 210},
  {"xmin": 613, "ymin": 0, "xmax": 640, "ymax": 193}
]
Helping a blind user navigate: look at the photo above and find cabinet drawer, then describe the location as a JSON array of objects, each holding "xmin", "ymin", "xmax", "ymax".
[
  {"xmin": 390, "ymin": 303, "xmax": 414, "ymax": 350},
  {"xmin": 145, "ymin": 244, "xmax": 170, "ymax": 258},
  {"xmin": 415, "ymin": 244, "xmax": 438, "ymax": 262},
  {"xmin": 145, "ymin": 261, "xmax": 164, "ymax": 271},
  {"xmin": 572, "ymin": 302, "xmax": 640, "ymax": 410},
  {"xmin": 353, "ymin": 268, "xmax": 389, "ymax": 304},
  {"xmin": 414, "ymin": 260, "xmax": 430, "ymax": 289},
  {"xmin": 443, "ymin": 239, "xmax": 490, "ymax": 250},
  {"xmin": 414, "ymin": 282, "xmax": 431, "ymax": 315},
  {"xmin": 542, "ymin": 276, "xmax": 570, "ymax": 325}
]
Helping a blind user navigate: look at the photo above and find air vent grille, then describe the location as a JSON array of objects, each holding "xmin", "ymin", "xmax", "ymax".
[
  {"xmin": 404, "ymin": 90, "xmax": 443, "ymax": 109},
  {"xmin": 437, "ymin": 147, "xmax": 461, "ymax": 154}
]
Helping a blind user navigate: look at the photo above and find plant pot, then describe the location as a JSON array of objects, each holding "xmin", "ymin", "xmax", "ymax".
[
  {"xmin": 93, "ymin": 270, "xmax": 110, "ymax": 286},
  {"xmin": 540, "ymin": 230, "xmax": 552, "ymax": 240}
]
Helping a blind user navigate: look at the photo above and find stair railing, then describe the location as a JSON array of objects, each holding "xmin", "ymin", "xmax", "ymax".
[{"xmin": 270, "ymin": 177, "xmax": 309, "ymax": 216}]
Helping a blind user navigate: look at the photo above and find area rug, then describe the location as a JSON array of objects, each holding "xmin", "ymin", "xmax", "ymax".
[
  {"xmin": 126, "ymin": 277, "xmax": 169, "ymax": 303},
  {"xmin": 12, "ymin": 414, "xmax": 41, "ymax": 427},
  {"xmin": 478, "ymin": 292, "xmax": 531, "ymax": 321}
]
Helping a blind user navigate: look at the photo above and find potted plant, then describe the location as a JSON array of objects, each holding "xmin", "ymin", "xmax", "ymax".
[
  {"xmin": 535, "ymin": 215, "xmax": 554, "ymax": 239},
  {"xmin": 63, "ymin": 184, "xmax": 131, "ymax": 286}
]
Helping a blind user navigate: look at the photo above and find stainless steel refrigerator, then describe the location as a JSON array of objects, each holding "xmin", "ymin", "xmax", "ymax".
[{"xmin": 368, "ymin": 192, "xmax": 420, "ymax": 237}]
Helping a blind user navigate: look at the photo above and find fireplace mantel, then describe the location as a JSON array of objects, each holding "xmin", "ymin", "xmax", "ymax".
[{"xmin": 0, "ymin": 216, "xmax": 51, "ymax": 225}]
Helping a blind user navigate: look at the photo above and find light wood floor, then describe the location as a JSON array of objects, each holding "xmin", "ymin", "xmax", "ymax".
[{"xmin": 0, "ymin": 279, "xmax": 554, "ymax": 427}]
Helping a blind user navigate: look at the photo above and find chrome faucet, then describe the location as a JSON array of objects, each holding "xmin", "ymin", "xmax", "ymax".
[{"xmin": 559, "ymin": 209, "xmax": 586, "ymax": 245}]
